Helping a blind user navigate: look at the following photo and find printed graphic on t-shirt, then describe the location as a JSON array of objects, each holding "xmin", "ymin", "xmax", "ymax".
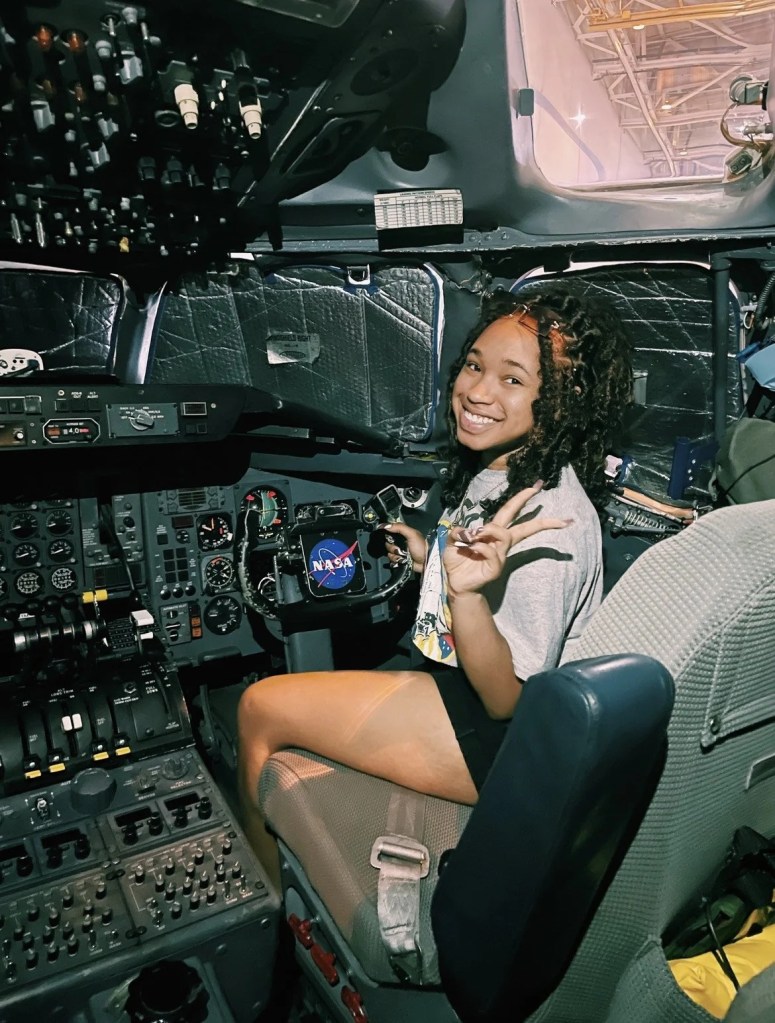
[
  {"xmin": 412, "ymin": 480, "xmax": 504, "ymax": 667},
  {"xmin": 412, "ymin": 517, "xmax": 456, "ymax": 664}
]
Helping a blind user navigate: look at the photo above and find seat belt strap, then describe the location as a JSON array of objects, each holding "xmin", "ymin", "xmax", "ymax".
[{"xmin": 370, "ymin": 789, "xmax": 429, "ymax": 984}]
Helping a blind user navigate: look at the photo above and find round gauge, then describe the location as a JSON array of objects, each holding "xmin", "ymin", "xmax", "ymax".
[
  {"xmin": 204, "ymin": 555, "xmax": 235, "ymax": 592},
  {"xmin": 197, "ymin": 514, "xmax": 233, "ymax": 552},
  {"xmin": 13, "ymin": 543, "xmax": 39, "ymax": 567},
  {"xmin": 203, "ymin": 595, "xmax": 242, "ymax": 635},
  {"xmin": 15, "ymin": 571, "xmax": 43, "ymax": 596},
  {"xmin": 10, "ymin": 512, "xmax": 37, "ymax": 539},
  {"xmin": 50, "ymin": 566, "xmax": 77, "ymax": 592},
  {"xmin": 243, "ymin": 486, "xmax": 289, "ymax": 540},
  {"xmin": 45, "ymin": 510, "xmax": 73, "ymax": 535},
  {"xmin": 49, "ymin": 538, "xmax": 75, "ymax": 562}
]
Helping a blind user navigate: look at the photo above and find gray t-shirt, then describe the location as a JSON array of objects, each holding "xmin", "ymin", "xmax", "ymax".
[{"xmin": 412, "ymin": 464, "xmax": 602, "ymax": 681}]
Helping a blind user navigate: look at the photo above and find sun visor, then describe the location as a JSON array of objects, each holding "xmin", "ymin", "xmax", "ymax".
[{"xmin": 148, "ymin": 263, "xmax": 443, "ymax": 442}]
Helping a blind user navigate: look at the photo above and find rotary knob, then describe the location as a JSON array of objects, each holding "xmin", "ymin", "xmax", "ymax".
[{"xmin": 70, "ymin": 768, "xmax": 117, "ymax": 815}]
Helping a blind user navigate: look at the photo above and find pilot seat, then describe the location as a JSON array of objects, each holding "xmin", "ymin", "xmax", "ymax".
[{"xmin": 257, "ymin": 498, "xmax": 775, "ymax": 1023}]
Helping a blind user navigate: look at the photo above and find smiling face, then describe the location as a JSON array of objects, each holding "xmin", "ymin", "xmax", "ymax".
[{"xmin": 451, "ymin": 315, "xmax": 543, "ymax": 470}]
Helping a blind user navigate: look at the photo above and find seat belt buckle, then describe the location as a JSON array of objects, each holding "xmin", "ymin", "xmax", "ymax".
[{"xmin": 370, "ymin": 835, "xmax": 430, "ymax": 879}]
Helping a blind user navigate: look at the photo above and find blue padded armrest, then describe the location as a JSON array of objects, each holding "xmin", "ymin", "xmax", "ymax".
[{"xmin": 431, "ymin": 653, "xmax": 675, "ymax": 1023}]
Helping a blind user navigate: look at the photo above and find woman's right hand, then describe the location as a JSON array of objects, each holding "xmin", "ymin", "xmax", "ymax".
[{"xmin": 379, "ymin": 522, "xmax": 428, "ymax": 573}]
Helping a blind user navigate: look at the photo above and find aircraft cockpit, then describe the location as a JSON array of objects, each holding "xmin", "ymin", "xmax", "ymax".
[{"xmin": 0, "ymin": 3, "xmax": 774, "ymax": 1023}]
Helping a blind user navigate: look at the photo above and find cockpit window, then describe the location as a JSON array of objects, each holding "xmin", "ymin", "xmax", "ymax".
[{"xmin": 520, "ymin": 1, "xmax": 775, "ymax": 187}]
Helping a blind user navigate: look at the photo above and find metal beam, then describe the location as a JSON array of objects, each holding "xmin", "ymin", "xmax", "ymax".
[
  {"xmin": 589, "ymin": 47, "xmax": 771, "ymax": 75},
  {"xmin": 587, "ymin": 1, "xmax": 775, "ymax": 32}
]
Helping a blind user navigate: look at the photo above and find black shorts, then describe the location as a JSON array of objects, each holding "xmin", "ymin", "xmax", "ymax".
[{"xmin": 425, "ymin": 661, "xmax": 511, "ymax": 792}]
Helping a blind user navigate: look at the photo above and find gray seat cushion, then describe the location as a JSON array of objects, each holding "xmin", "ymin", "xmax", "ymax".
[{"xmin": 259, "ymin": 749, "xmax": 471, "ymax": 984}]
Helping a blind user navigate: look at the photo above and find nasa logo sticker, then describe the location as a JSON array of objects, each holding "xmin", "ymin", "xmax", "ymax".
[{"xmin": 307, "ymin": 537, "xmax": 358, "ymax": 591}]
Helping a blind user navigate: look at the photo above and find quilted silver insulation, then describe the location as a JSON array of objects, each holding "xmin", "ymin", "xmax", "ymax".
[
  {"xmin": 516, "ymin": 264, "xmax": 742, "ymax": 501},
  {"xmin": 149, "ymin": 264, "xmax": 442, "ymax": 441},
  {"xmin": 260, "ymin": 499, "xmax": 775, "ymax": 1018},
  {"xmin": 0, "ymin": 269, "xmax": 123, "ymax": 373}
]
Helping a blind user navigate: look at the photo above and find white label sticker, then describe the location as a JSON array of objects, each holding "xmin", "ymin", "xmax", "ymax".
[{"xmin": 266, "ymin": 332, "xmax": 321, "ymax": 365}]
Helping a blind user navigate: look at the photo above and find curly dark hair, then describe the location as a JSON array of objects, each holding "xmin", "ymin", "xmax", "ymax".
[{"xmin": 441, "ymin": 285, "xmax": 633, "ymax": 513}]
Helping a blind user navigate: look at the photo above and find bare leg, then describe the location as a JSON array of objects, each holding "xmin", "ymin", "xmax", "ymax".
[{"xmin": 237, "ymin": 669, "xmax": 477, "ymax": 891}]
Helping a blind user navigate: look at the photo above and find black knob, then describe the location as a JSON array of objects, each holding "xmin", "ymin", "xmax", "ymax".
[
  {"xmin": 25, "ymin": 948, "xmax": 38, "ymax": 970},
  {"xmin": 26, "ymin": 904, "xmax": 39, "ymax": 922},
  {"xmin": 197, "ymin": 798, "xmax": 212, "ymax": 820},
  {"xmin": 47, "ymin": 846, "xmax": 63, "ymax": 869},
  {"xmin": 48, "ymin": 907, "xmax": 60, "ymax": 926},
  {"xmin": 74, "ymin": 837, "xmax": 91, "ymax": 860},
  {"xmin": 71, "ymin": 768, "xmax": 117, "ymax": 815},
  {"xmin": 67, "ymin": 935, "xmax": 79, "ymax": 955},
  {"xmin": 148, "ymin": 812, "xmax": 163, "ymax": 836},
  {"xmin": 17, "ymin": 854, "xmax": 33, "ymax": 877},
  {"xmin": 101, "ymin": 907, "xmax": 113, "ymax": 925},
  {"xmin": 22, "ymin": 932, "xmax": 35, "ymax": 950},
  {"xmin": 47, "ymin": 944, "xmax": 59, "ymax": 962},
  {"xmin": 173, "ymin": 810, "xmax": 187, "ymax": 829},
  {"xmin": 62, "ymin": 889, "xmax": 74, "ymax": 908},
  {"xmin": 124, "ymin": 823, "xmax": 139, "ymax": 845},
  {"xmin": 42, "ymin": 926, "xmax": 54, "ymax": 944}
]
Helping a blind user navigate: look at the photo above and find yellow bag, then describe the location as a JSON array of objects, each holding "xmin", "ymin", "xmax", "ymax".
[{"xmin": 669, "ymin": 922, "xmax": 775, "ymax": 1018}]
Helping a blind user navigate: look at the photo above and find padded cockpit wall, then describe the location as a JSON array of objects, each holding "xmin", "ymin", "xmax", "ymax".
[
  {"xmin": 0, "ymin": 269, "xmax": 124, "ymax": 374},
  {"xmin": 514, "ymin": 264, "xmax": 742, "ymax": 501},
  {"xmin": 147, "ymin": 263, "xmax": 443, "ymax": 442}
]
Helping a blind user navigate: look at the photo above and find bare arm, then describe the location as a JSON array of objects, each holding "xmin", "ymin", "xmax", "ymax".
[
  {"xmin": 443, "ymin": 485, "xmax": 569, "ymax": 719},
  {"xmin": 447, "ymin": 590, "xmax": 521, "ymax": 718}
]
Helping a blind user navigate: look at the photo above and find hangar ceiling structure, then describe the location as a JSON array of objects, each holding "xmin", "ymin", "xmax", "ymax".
[{"xmin": 558, "ymin": 0, "xmax": 775, "ymax": 178}]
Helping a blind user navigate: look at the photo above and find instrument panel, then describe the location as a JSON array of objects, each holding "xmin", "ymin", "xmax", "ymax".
[{"xmin": 0, "ymin": 466, "xmax": 401, "ymax": 670}]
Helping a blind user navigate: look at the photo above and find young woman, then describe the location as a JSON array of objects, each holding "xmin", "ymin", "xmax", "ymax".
[{"xmin": 237, "ymin": 286, "xmax": 632, "ymax": 886}]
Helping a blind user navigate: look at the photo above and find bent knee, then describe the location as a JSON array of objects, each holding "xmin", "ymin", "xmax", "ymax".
[{"xmin": 237, "ymin": 674, "xmax": 294, "ymax": 747}]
